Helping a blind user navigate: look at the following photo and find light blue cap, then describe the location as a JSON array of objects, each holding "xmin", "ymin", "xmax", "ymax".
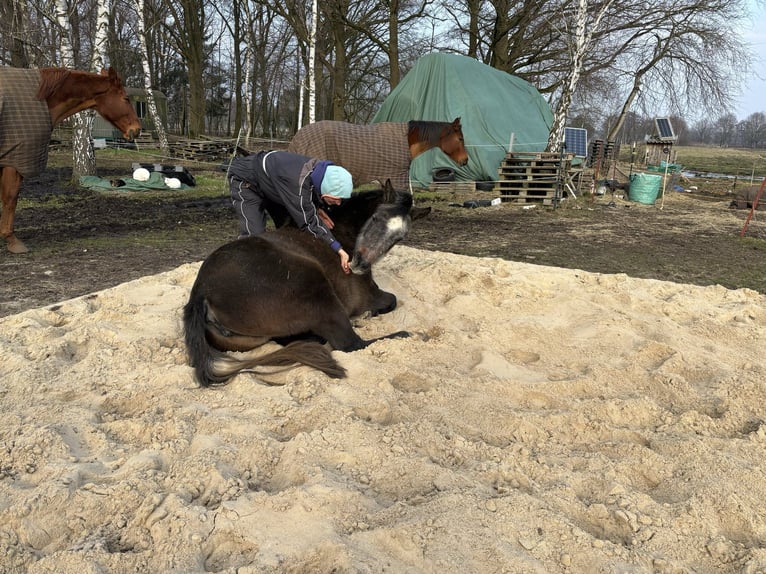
[{"xmin": 320, "ymin": 165, "xmax": 353, "ymax": 198}]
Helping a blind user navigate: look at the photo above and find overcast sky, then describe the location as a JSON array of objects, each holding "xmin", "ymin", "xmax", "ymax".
[{"xmin": 736, "ymin": 1, "xmax": 766, "ymax": 118}]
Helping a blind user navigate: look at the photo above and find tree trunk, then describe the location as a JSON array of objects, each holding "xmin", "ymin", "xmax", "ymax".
[
  {"xmin": 53, "ymin": 0, "xmax": 95, "ymax": 180},
  {"xmin": 387, "ymin": 0, "xmax": 400, "ymax": 88},
  {"xmin": 2, "ymin": 0, "xmax": 30, "ymax": 67},
  {"xmin": 135, "ymin": 0, "xmax": 169, "ymax": 152}
]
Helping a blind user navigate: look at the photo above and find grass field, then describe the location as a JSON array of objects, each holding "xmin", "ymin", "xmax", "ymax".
[{"xmin": 620, "ymin": 143, "xmax": 766, "ymax": 180}]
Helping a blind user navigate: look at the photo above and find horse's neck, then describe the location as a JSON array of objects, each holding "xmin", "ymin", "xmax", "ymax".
[
  {"xmin": 43, "ymin": 72, "xmax": 104, "ymax": 126},
  {"xmin": 330, "ymin": 223, "xmax": 360, "ymax": 250},
  {"xmin": 408, "ymin": 140, "xmax": 437, "ymax": 160},
  {"xmin": 47, "ymin": 97, "xmax": 99, "ymax": 126},
  {"xmin": 407, "ymin": 122, "xmax": 446, "ymax": 160}
]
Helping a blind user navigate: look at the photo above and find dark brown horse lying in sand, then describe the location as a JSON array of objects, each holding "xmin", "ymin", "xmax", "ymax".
[
  {"xmin": 183, "ymin": 181, "xmax": 430, "ymax": 386},
  {"xmin": 0, "ymin": 66, "xmax": 141, "ymax": 253}
]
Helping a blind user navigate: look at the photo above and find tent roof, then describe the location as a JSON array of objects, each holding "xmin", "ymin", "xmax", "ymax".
[{"xmin": 372, "ymin": 53, "xmax": 553, "ymax": 187}]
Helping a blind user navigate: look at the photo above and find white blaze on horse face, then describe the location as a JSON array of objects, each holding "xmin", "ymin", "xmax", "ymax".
[{"xmin": 386, "ymin": 216, "xmax": 406, "ymax": 234}]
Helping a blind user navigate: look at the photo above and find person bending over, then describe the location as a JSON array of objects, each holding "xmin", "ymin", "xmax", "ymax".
[{"xmin": 228, "ymin": 150, "xmax": 354, "ymax": 273}]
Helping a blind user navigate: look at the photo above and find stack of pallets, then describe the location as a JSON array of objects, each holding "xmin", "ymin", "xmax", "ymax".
[
  {"xmin": 170, "ymin": 138, "xmax": 234, "ymax": 162},
  {"xmin": 493, "ymin": 152, "xmax": 572, "ymax": 205}
]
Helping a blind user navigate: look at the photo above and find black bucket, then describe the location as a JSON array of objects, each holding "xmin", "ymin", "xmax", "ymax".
[{"xmin": 432, "ymin": 167, "xmax": 455, "ymax": 182}]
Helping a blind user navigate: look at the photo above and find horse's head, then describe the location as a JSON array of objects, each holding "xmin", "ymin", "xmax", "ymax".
[
  {"xmin": 95, "ymin": 68, "xmax": 142, "ymax": 140},
  {"xmin": 440, "ymin": 117, "xmax": 469, "ymax": 167},
  {"xmin": 349, "ymin": 180, "xmax": 430, "ymax": 275}
]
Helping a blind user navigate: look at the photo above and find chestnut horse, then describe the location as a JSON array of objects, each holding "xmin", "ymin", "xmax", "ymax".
[
  {"xmin": 288, "ymin": 118, "xmax": 469, "ymax": 191},
  {"xmin": 183, "ymin": 181, "xmax": 430, "ymax": 386},
  {"xmin": 0, "ymin": 67, "xmax": 142, "ymax": 253}
]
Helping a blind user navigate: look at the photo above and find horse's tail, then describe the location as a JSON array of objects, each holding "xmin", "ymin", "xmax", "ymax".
[
  {"xmin": 209, "ymin": 341, "xmax": 347, "ymax": 384},
  {"xmin": 183, "ymin": 294, "xmax": 225, "ymax": 386},
  {"xmin": 183, "ymin": 294, "xmax": 346, "ymax": 386}
]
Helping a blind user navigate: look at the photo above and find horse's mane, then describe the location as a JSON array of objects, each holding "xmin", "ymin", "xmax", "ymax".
[
  {"xmin": 407, "ymin": 120, "xmax": 456, "ymax": 145},
  {"xmin": 329, "ymin": 188, "xmax": 389, "ymax": 224},
  {"xmin": 36, "ymin": 68, "xmax": 72, "ymax": 100},
  {"xmin": 36, "ymin": 68, "xmax": 117, "ymax": 101}
]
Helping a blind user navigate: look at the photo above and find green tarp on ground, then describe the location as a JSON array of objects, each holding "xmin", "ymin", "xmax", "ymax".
[
  {"xmin": 372, "ymin": 53, "xmax": 553, "ymax": 188},
  {"xmin": 79, "ymin": 172, "xmax": 189, "ymax": 191}
]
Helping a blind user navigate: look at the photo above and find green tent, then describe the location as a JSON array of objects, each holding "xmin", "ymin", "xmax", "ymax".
[{"xmin": 372, "ymin": 53, "xmax": 553, "ymax": 188}]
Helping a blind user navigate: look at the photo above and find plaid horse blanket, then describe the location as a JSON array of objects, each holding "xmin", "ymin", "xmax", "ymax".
[
  {"xmin": 288, "ymin": 121, "xmax": 411, "ymax": 190},
  {"xmin": 0, "ymin": 68, "xmax": 52, "ymax": 178}
]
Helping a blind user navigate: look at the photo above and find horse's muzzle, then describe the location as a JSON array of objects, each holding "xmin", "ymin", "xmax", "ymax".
[
  {"xmin": 124, "ymin": 127, "xmax": 141, "ymax": 141},
  {"xmin": 349, "ymin": 256, "xmax": 372, "ymax": 275}
]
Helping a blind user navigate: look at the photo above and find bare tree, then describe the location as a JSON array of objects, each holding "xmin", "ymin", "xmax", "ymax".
[
  {"xmin": 604, "ymin": 0, "xmax": 749, "ymax": 141},
  {"xmin": 714, "ymin": 113, "xmax": 738, "ymax": 147},
  {"xmin": 546, "ymin": 0, "xmax": 615, "ymax": 151},
  {"xmin": 0, "ymin": 0, "xmax": 31, "ymax": 66},
  {"xmin": 160, "ymin": 0, "xmax": 211, "ymax": 136},
  {"xmin": 441, "ymin": 0, "xmax": 750, "ymax": 145},
  {"xmin": 741, "ymin": 112, "xmax": 766, "ymax": 148},
  {"xmin": 134, "ymin": 0, "xmax": 169, "ymax": 151}
]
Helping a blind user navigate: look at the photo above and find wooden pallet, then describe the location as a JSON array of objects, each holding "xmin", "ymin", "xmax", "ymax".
[
  {"xmin": 496, "ymin": 189, "xmax": 560, "ymax": 205},
  {"xmin": 170, "ymin": 138, "xmax": 234, "ymax": 162},
  {"xmin": 134, "ymin": 132, "xmax": 156, "ymax": 148},
  {"xmin": 493, "ymin": 152, "xmax": 571, "ymax": 203},
  {"xmin": 428, "ymin": 181, "xmax": 476, "ymax": 193}
]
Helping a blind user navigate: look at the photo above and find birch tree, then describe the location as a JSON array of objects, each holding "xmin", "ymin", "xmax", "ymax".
[
  {"xmin": 135, "ymin": 0, "xmax": 169, "ymax": 152},
  {"xmin": 53, "ymin": 0, "xmax": 95, "ymax": 179},
  {"xmin": 546, "ymin": 0, "xmax": 614, "ymax": 151},
  {"xmin": 54, "ymin": 0, "xmax": 75, "ymax": 70},
  {"xmin": 70, "ymin": 0, "xmax": 112, "ymax": 177}
]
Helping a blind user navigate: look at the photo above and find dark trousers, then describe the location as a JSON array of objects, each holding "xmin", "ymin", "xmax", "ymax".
[{"xmin": 229, "ymin": 176, "xmax": 290, "ymax": 237}]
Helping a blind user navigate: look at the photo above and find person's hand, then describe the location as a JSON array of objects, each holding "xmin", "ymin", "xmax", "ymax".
[
  {"xmin": 318, "ymin": 208, "xmax": 335, "ymax": 229},
  {"xmin": 338, "ymin": 248, "xmax": 350, "ymax": 274}
]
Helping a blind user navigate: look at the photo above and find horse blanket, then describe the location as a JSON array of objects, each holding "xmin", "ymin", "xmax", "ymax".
[
  {"xmin": 0, "ymin": 68, "xmax": 52, "ymax": 178},
  {"xmin": 288, "ymin": 121, "xmax": 411, "ymax": 190}
]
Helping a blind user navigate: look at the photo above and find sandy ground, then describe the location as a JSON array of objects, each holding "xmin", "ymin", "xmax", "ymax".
[{"xmin": 1, "ymin": 245, "xmax": 765, "ymax": 573}]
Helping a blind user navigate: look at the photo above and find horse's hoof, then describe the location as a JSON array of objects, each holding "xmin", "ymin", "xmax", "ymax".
[{"xmin": 6, "ymin": 237, "xmax": 29, "ymax": 254}]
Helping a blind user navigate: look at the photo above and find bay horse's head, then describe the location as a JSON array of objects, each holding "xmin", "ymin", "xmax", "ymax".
[
  {"xmin": 348, "ymin": 180, "xmax": 431, "ymax": 275},
  {"xmin": 408, "ymin": 117, "xmax": 469, "ymax": 166},
  {"xmin": 95, "ymin": 68, "xmax": 142, "ymax": 140},
  {"xmin": 440, "ymin": 117, "xmax": 469, "ymax": 166}
]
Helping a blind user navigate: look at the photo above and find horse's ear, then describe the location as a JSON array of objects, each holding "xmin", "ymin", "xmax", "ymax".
[
  {"xmin": 452, "ymin": 117, "xmax": 462, "ymax": 128},
  {"xmin": 106, "ymin": 67, "xmax": 123, "ymax": 88},
  {"xmin": 395, "ymin": 190, "xmax": 413, "ymax": 210},
  {"xmin": 382, "ymin": 179, "xmax": 398, "ymax": 203}
]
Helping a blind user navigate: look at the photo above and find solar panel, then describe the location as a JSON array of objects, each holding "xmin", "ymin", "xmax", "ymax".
[
  {"xmin": 564, "ymin": 127, "xmax": 588, "ymax": 157},
  {"xmin": 655, "ymin": 118, "xmax": 676, "ymax": 141}
]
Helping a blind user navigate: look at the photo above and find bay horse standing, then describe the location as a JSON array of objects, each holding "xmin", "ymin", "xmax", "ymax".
[
  {"xmin": 287, "ymin": 118, "xmax": 469, "ymax": 191},
  {"xmin": 0, "ymin": 66, "xmax": 142, "ymax": 254},
  {"xmin": 183, "ymin": 181, "xmax": 430, "ymax": 386}
]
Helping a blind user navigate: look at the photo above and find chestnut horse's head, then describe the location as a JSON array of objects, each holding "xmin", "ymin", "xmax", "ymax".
[{"xmin": 95, "ymin": 68, "xmax": 142, "ymax": 141}]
